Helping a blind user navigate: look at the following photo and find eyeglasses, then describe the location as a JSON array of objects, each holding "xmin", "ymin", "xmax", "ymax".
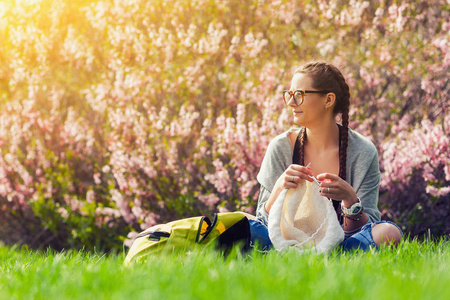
[{"xmin": 282, "ymin": 90, "xmax": 329, "ymax": 106}]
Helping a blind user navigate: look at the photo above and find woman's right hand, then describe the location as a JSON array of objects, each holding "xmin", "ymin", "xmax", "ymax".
[
  {"xmin": 264, "ymin": 164, "xmax": 315, "ymax": 213},
  {"xmin": 276, "ymin": 164, "xmax": 315, "ymax": 190}
]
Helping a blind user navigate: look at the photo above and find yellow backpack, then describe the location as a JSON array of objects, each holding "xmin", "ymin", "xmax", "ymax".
[{"xmin": 124, "ymin": 212, "xmax": 250, "ymax": 265}]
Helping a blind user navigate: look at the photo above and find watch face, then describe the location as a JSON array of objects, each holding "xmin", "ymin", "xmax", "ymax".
[{"xmin": 351, "ymin": 204, "xmax": 363, "ymax": 214}]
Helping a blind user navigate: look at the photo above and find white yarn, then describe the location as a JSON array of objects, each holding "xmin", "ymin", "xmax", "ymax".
[{"xmin": 268, "ymin": 180, "xmax": 345, "ymax": 254}]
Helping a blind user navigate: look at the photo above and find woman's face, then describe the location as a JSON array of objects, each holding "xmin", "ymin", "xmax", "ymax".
[{"xmin": 288, "ymin": 73, "xmax": 329, "ymax": 127}]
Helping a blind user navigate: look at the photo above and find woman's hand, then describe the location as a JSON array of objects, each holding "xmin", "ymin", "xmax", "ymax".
[
  {"xmin": 264, "ymin": 164, "xmax": 314, "ymax": 213},
  {"xmin": 317, "ymin": 173, "xmax": 368, "ymax": 232},
  {"xmin": 316, "ymin": 173, "xmax": 358, "ymax": 205},
  {"xmin": 277, "ymin": 164, "xmax": 315, "ymax": 190}
]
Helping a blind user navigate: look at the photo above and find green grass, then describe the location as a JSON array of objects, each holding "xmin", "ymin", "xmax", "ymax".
[{"xmin": 1, "ymin": 239, "xmax": 449, "ymax": 300}]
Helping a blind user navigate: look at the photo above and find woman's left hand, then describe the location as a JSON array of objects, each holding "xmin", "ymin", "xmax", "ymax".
[{"xmin": 316, "ymin": 173, "xmax": 358, "ymax": 204}]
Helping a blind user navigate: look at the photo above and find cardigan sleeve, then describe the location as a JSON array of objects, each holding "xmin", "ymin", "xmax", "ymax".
[
  {"xmin": 255, "ymin": 186, "xmax": 271, "ymax": 226},
  {"xmin": 255, "ymin": 131, "xmax": 293, "ymax": 224},
  {"xmin": 346, "ymin": 129, "xmax": 382, "ymax": 223},
  {"xmin": 354, "ymin": 152, "xmax": 382, "ymax": 223}
]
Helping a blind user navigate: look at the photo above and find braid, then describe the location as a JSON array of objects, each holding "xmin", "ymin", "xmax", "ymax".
[
  {"xmin": 299, "ymin": 127, "xmax": 307, "ymax": 166},
  {"xmin": 335, "ymin": 76, "xmax": 350, "ymax": 221},
  {"xmin": 339, "ymin": 109, "xmax": 349, "ymax": 180},
  {"xmin": 332, "ymin": 69, "xmax": 350, "ymax": 181}
]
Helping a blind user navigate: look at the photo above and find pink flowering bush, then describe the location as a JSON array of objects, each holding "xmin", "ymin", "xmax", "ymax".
[
  {"xmin": 380, "ymin": 117, "xmax": 449, "ymax": 236},
  {"xmin": 0, "ymin": 0, "xmax": 448, "ymax": 250}
]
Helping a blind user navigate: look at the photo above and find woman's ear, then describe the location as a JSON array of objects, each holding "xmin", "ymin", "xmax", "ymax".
[{"xmin": 325, "ymin": 92, "xmax": 336, "ymax": 110}]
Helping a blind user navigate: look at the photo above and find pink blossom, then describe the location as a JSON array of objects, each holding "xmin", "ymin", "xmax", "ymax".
[
  {"xmin": 124, "ymin": 231, "xmax": 139, "ymax": 248},
  {"xmin": 102, "ymin": 165, "xmax": 111, "ymax": 173},
  {"xmin": 218, "ymin": 206, "xmax": 230, "ymax": 213},
  {"xmin": 426, "ymin": 185, "xmax": 450, "ymax": 198},
  {"xmin": 86, "ymin": 190, "xmax": 95, "ymax": 204},
  {"xmin": 93, "ymin": 173, "xmax": 102, "ymax": 185}
]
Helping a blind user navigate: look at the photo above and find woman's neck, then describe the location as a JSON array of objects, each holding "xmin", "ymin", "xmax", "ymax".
[{"xmin": 305, "ymin": 120, "xmax": 340, "ymax": 152}]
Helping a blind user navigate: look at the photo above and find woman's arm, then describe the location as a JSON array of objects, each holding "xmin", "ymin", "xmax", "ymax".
[
  {"xmin": 255, "ymin": 131, "xmax": 296, "ymax": 221},
  {"xmin": 340, "ymin": 207, "xmax": 369, "ymax": 231},
  {"xmin": 316, "ymin": 173, "xmax": 369, "ymax": 231},
  {"xmin": 344, "ymin": 130, "xmax": 382, "ymax": 223},
  {"xmin": 255, "ymin": 130, "xmax": 314, "ymax": 222}
]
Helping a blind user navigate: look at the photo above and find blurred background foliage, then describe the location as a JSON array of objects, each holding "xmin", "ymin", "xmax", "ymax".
[{"xmin": 0, "ymin": 0, "xmax": 448, "ymax": 252}]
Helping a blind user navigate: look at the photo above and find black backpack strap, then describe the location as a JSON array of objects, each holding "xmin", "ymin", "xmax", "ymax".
[{"xmin": 136, "ymin": 229, "xmax": 171, "ymax": 241}]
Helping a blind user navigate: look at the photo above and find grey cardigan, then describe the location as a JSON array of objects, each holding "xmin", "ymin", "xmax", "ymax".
[{"xmin": 256, "ymin": 127, "xmax": 382, "ymax": 227}]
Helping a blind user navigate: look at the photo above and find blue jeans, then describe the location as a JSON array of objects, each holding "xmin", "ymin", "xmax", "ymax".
[
  {"xmin": 249, "ymin": 219, "xmax": 403, "ymax": 252},
  {"xmin": 248, "ymin": 219, "xmax": 273, "ymax": 251},
  {"xmin": 339, "ymin": 221, "xmax": 403, "ymax": 252}
]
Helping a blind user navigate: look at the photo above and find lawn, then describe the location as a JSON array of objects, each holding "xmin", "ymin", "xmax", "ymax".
[{"xmin": 0, "ymin": 238, "xmax": 449, "ymax": 300}]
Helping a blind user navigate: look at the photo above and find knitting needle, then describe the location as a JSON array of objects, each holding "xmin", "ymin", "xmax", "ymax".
[
  {"xmin": 306, "ymin": 163, "xmax": 332, "ymax": 202},
  {"xmin": 305, "ymin": 162, "xmax": 321, "ymax": 186}
]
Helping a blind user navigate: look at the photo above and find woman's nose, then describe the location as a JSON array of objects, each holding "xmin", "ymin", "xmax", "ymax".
[{"xmin": 287, "ymin": 96, "xmax": 298, "ymax": 107}]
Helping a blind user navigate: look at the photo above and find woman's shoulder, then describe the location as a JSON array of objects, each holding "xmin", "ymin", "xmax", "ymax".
[
  {"xmin": 268, "ymin": 128, "xmax": 300, "ymax": 151},
  {"xmin": 347, "ymin": 128, "xmax": 378, "ymax": 156},
  {"xmin": 269, "ymin": 128, "xmax": 295, "ymax": 145}
]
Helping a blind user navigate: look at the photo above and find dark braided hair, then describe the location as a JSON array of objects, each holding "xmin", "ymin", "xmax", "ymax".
[{"xmin": 294, "ymin": 62, "xmax": 351, "ymax": 215}]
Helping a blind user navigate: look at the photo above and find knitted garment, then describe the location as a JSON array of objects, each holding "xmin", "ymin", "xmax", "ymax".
[{"xmin": 268, "ymin": 180, "xmax": 345, "ymax": 253}]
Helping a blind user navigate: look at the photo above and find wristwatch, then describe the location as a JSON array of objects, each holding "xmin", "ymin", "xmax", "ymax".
[{"xmin": 341, "ymin": 198, "xmax": 363, "ymax": 215}]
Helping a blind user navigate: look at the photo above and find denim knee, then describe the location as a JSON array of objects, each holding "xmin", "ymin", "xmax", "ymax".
[
  {"xmin": 340, "ymin": 223, "xmax": 376, "ymax": 251},
  {"xmin": 340, "ymin": 220, "xmax": 403, "ymax": 252}
]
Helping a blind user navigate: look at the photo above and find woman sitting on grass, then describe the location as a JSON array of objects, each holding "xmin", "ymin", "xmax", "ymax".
[{"xmin": 250, "ymin": 61, "xmax": 403, "ymax": 252}]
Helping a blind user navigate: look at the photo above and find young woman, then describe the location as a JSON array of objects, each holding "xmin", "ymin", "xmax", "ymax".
[{"xmin": 250, "ymin": 61, "xmax": 403, "ymax": 251}]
